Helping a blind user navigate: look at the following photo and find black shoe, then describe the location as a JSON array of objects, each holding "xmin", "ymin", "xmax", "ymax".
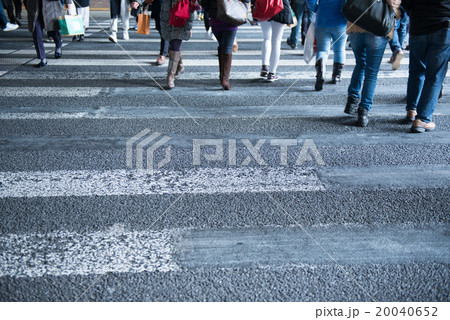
[
  {"xmin": 286, "ymin": 38, "xmax": 296, "ymax": 49},
  {"xmin": 315, "ymin": 59, "xmax": 324, "ymax": 91},
  {"xmin": 357, "ymin": 108, "xmax": 369, "ymax": 127},
  {"xmin": 34, "ymin": 60, "xmax": 47, "ymax": 68},
  {"xmin": 330, "ymin": 62, "xmax": 344, "ymax": 84},
  {"xmin": 79, "ymin": 35, "xmax": 85, "ymax": 41},
  {"xmin": 344, "ymin": 96, "xmax": 359, "ymax": 115},
  {"xmin": 55, "ymin": 48, "xmax": 62, "ymax": 59},
  {"xmin": 72, "ymin": 36, "xmax": 77, "ymax": 42}
]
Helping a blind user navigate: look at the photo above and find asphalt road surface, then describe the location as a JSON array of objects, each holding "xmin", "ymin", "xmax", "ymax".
[{"xmin": 0, "ymin": 11, "xmax": 449, "ymax": 302}]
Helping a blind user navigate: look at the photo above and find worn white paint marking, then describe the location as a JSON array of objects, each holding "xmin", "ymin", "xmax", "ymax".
[
  {"xmin": 23, "ymin": 58, "xmax": 410, "ymax": 67},
  {"xmin": 0, "ymin": 87, "xmax": 102, "ymax": 97},
  {"xmin": 0, "ymin": 112, "xmax": 90, "ymax": 119},
  {"xmin": 0, "ymin": 228, "xmax": 179, "ymax": 278},
  {"xmin": 0, "ymin": 167, "xmax": 325, "ymax": 198},
  {"xmin": 0, "ymin": 70, "xmax": 411, "ymax": 81}
]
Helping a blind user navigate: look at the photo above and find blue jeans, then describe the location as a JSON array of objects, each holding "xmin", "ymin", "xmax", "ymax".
[
  {"xmin": 288, "ymin": 0, "xmax": 311, "ymax": 46},
  {"xmin": 315, "ymin": 25, "xmax": 347, "ymax": 64},
  {"xmin": 0, "ymin": 0, "xmax": 8, "ymax": 29},
  {"xmin": 389, "ymin": 10, "xmax": 409, "ymax": 53},
  {"xmin": 214, "ymin": 29, "xmax": 237, "ymax": 54},
  {"xmin": 348, "ymin": 32, "xmax": 388, "ymax": 111},
  {"xmin": 406, "ymin": 27, "xmax": 450, "ymax": 123}
]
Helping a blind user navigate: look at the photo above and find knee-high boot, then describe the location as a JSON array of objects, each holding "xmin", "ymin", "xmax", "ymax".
[
  {"xmin": 221, "ymin": 53, "xmax": 232, "ymax": 90},
  {"xmin": 218, "ymin": 46, "xmax": 223, "ymax": 83},
  {"xmin": 175, "ymin": 53, "xmax": 184, "ymax": 78},
  {"xmin": 331, "ymin": 62, "xmax": 344, "ymax": 84},
  {"xmin": 167, "ymin": 51, "xmax": 181, "ymax": 89},
  {"xmin": 315, "ymin": 58, "xmax": 325, "ymax": 91}
]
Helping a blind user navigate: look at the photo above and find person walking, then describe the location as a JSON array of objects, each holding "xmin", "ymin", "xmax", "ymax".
[
  {"xmin": 258, "ymin": 0, "xmax": 293, "ymax": 82},
  {"xmin": 160, "ymin": 0, "xmax": 197, "ymax": 89},
  {"xmin": 344, "ymin": 0, "xmax": 401, "ymax": 127},
  {"xmin": 109, "ymin": 0, "xmax": 135, "ymax": 42},
  {"xmin": 403, "ymin": 0, "xmax": 450, "ymax": 133},
  {"xmin": 286, "ymin": 0, "xmax": 309, "ymax": 49},
  {"xmin": 0, "ymin": 0, "xmax": 18, "ymax": 30},
  {"xmin": 73, "ymin": 0, "xmax": 89, "ymax": 41},
  {"xmin": 307, "ymin": 0, "xmax": 347, "ymax": 91},
  {"xmin": 151, "ymin": 0, "xmax": 169, "ymax": 65},
  {"xmin": 388, "ymin": 6, "xmax": 409, "ymax": 70},
  {"xmin": 24, "ymin": 0, "xmax": 73, "ymax": 68},
  {"xmin": 201, "ymin": 0, "xmax": 250, "ymax": 90}
]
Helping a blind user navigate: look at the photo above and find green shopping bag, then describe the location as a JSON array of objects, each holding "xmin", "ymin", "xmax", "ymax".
[{"xmin": 58, "ymin": 15, "xmax": 85, "ymax": 36}]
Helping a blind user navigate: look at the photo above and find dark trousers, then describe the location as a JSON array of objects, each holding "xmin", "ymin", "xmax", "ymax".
[
  {"xmin": 214, "ymin": 30, "xmax": 237, "ymax": 54},
  {"xmin": 33, "ymin": 15, "xmax": 62, "ymax": 60}
]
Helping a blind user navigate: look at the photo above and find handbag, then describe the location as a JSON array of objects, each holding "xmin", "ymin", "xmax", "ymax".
[
  {"xmin": 137, "ymin": 5, "xmax": 151, "ymax": 35},
  {"xmin": 216, "ymin": 0, "xmax": 249, "ymax": 27},
  {"xmin": 342, "ymin": 0, "xmax": 395, "ymax": 37},
  {"xmin": 303, "ymin": 22, "xmax": 316, "ymax": 64},
  {"xmin": 58, "ymin": 15, "xmax": 84, "ymax": 36},
  {"xmin": 169, "ymin": 0, "xmax": 191, "ymax": 28},
  {"xmin": 252, "ymin": 0, "xmax": 283, "ymax": 22}
]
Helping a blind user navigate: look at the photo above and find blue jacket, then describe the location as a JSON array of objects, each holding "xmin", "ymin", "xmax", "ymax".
[{"xmin": 307, "ymin": 0, "xmax": 346, "ymax": 28}]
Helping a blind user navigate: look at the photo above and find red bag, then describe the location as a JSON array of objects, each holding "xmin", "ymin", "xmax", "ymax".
[
  {"xmin": 252, "ymin": 0, "xmax": 284, "ymax": 22},
  {"xmin": 169, "ymin": 0, "xmax": 191, "ymax": 28}
]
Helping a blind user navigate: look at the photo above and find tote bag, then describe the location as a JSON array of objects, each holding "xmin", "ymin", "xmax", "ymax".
[
  {"xmin": 342, "ymin": 0, "xmax": 395, "ymax": 37},
  {"xmin": 169, "ymin": 0, "xmax": 191, "ymax": 28},
  {"xmin": 303, "ymin": 22, "xmax": 316, "ymax": 64},
  {"xmin": 216, "ymin": 0, "xmax": 249, "ymax": 27},
  {"xmin": 252, "ymin": 0, "xmax": 283, "ymax": 22},
  {"xmin": 58, "ymin": 15, "xmax": 84, "ymax": 36},
  {"xmin": 137, "ymin": 6, "xmax": 150, "ymax": 35}
]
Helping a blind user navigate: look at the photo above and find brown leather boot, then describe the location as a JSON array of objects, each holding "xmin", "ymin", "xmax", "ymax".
[
  {"xmin": 218, "ymin": 46, "xmax": 223, "ymax": 83},
  {"xmin": 167, "ymin": 51, "xmax": 181, "ymax": 89},
  {"xmin": 175, "ymin": 53, "xmax": 184, "ymax": 78},
  {"xmin": 411, "ymin": 119, "xmax": 435, "ymax": 133},
  {"xmin": 221, "ymin": 53, "xmax": 232, "ymax": 90}
]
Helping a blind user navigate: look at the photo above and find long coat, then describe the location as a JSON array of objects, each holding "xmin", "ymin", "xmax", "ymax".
[
  {"xmin": 24, "ymin": 0, "xmax": 73, "ymax": 33},
  {"xmin": 160, "ymin": 0, "xmax": 194, "ymax": 41}
]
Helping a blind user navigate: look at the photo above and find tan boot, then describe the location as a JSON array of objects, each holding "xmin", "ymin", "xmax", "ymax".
[
  {"xmin": 167, "ymin": 51, "xmax": 181, "ymax": 89},
  {"xmin": 232, "ymin": 38, "xmax": 238, "ymax": 53},
  {"xmin": 411, "ymin": 119, "xmax": 435, "ymax": 133},
  {"xmin": 175, "ymin": 53, "xmax": 184, "ymax": 78},
  {"xmin": 406, "ymin": 109, "xmax": 417, "ymax": 122},
  {"xmin": 221, "ymin": 53, "xmax": 232, "ymax": 90}
]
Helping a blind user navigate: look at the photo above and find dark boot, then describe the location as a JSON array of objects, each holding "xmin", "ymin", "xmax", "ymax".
[
  {"xmin": 218, "ymin": 46, "xmax": 223, "ymax": 83},
  {"xmin": 175, "ymin": 53, "xmax": 184, "ymax": 78},
  {"xmin": 357, "ymin": 107, "xmax": 369, "ymax": 127},
  {"xmin": 344, "ymin": 95, "xmax": 359, "ymax": 115},
  {"xmin": 221, "ymin": 53, "xmax": 232, "ymax": 90},
  {"xmin": 330, "ymin": 62, "xmax": 344, "ymax": 84},
  {"xmin": 167, "ymin": 51, "xmax": 181, "ymax": 89},
  {"xmin": 315, "ymin": 59, "xmax": 324, "ymax": 91}
]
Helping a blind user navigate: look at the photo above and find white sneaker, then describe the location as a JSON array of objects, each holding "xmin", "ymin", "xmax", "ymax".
[
  {"xmin": 123, "ymin": 31, "xmax": 129, "ymax": 40},
  {"xmin": 2, "ymin": 23, "xmax": 19, "ymax": 31},
  {"xmin": 205, "ymin": 28, "xmax": 215, "ymax": 40},
  {"xmin": 109, "ymin": 32, "xmax": 117, "ymax": 43}
]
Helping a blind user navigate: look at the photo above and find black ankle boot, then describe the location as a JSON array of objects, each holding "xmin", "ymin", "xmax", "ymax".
[
  {"xmin": 315, "ymin": 59, "xmax": 324, "ymax": 91},
  {"xmin": 331, "ymin": 62, "xmax": 344, "ymax": 84},
  {"xmin": 357, "ymin": 108, "xmax": 369, "ymax": 127},
  {"xmin": 344, "ymin": 96, "xmax": 359, "ymax": 115}
]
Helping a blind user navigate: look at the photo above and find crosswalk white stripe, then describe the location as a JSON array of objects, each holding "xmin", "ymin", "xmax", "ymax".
[
  {"xmin": 0, "ymin": 70, "xmax": 411, "ymax": 81},
  {"xmin": 0, "ymin": 87, "xmax": 103, "ymax": 97},
  {"xmin": 23, "ymin": 58, "xmax": 410, "ymax": 67},
  {"xmin": 0, "ymin": 228, "xmax": 179, "ymax": 278},
  {"xmin": 0, "ymin": 167, "xmax": 325, "ymax": 198}
]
